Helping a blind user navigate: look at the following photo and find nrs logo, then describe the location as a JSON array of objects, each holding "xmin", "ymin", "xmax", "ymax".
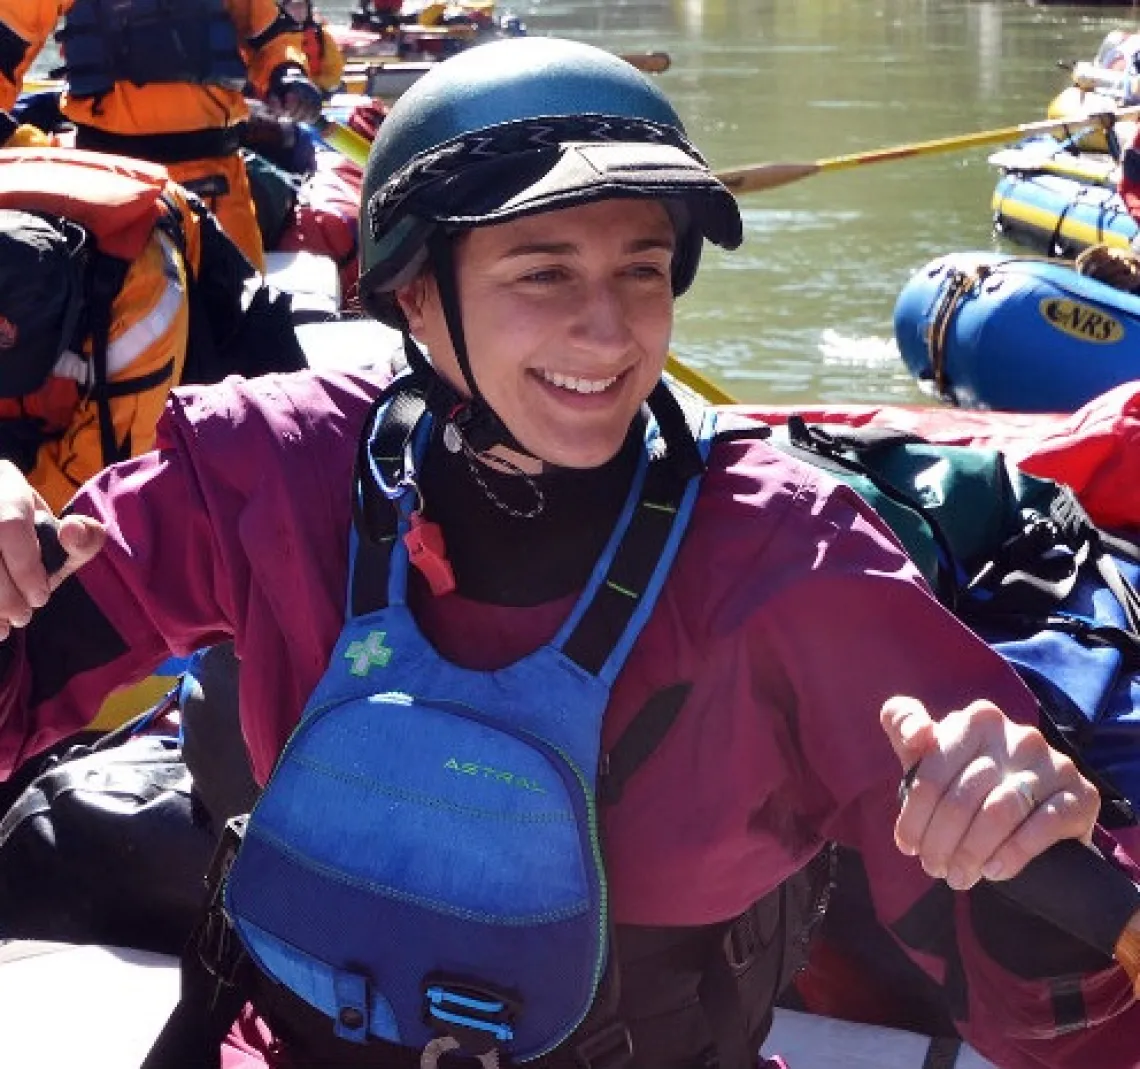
[
  {"xmin": 1039, "ymin": 299, "xmax": 1124, "ymax": 344},
  {"xmin": 444, "ymin": 758, "xmax": 547, "ymax": 793}
]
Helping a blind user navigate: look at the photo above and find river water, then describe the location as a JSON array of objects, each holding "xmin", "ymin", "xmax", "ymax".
[
  {"xmin": 34, "ymin": 0, "xmax": 1139, "ymax": 404},
  {"xmin": 324, "ymin": 0, "xmax": 1140, "ymax": 404}
]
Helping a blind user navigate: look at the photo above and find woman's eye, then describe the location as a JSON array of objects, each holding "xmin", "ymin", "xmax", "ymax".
[
  {"xmin": 519, "ymin": 267, "xmax": 565, "ymax": 284},
  {"xmin": 627, "ymin": 262, "xmax": 669, "ymax": 279}
]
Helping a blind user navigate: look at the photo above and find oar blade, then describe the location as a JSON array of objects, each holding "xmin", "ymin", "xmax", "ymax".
[
  {"xmin": 620, "ymin": 51, "xmax": 671, "ymax": 74},
  {"xmin": 716, "ymin": 161, "xmax": 822, "ymax": 195}
]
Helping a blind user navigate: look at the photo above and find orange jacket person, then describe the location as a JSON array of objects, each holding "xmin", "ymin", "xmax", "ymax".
[
  {"xmin": 282, "ymin": 0, "xmax": 347, "ymax": 94},
  {"xmin": 0, "ymin": 149, "xmax": 209, "ymax": 512},
  {"xmin": 0, "ymin": 0, "xmax": 322, "ymax": 271}
]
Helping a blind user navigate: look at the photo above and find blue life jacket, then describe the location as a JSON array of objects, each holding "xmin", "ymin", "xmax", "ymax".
[
  {"xmin": 141, "ymin": 381, "xmax": 835, "ymax": 1069},
  {"xmin": 54, "ymin": 0, "xmax": 247, "ymax": 100},
  {"xmin": 218, "ymin": 377, "xmax": 717, "ymax": 1064}
]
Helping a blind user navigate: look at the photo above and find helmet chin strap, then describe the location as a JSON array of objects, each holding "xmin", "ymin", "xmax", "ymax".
[{"xmin": 424, "ymin": 231, "xmax": 535, "ymax": 459}]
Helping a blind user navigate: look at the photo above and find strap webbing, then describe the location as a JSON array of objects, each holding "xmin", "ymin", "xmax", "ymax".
[
  {"xmin": 558, "ymin": 455, "xmax": 686, "ymax": 675},
  {"xmin": 83, "ymin": 252, "xmax": 133, "ymax": 468},
  {"xmin": 920, "ymin": 1036, "xmax": 962, "ymax": 1069},
  {"xmin": 142, "ymin": 817, "xmax": 252, "ymax": 1069},
  {"xmin": 696, "ymin": 950, "xmax": 760, "ymax": 1069},
  {"xmin": 97, "ymin": 358, "xmax": 176, "ymax": 399},
  {"xmin": 560, "ymin": 383, "xmax": 707, "ymax": 676},
  {"xmin": 598, "ymin": 682, "xmax": 691, "ymax": 806},
  {"xmin": 349, "ymin": 376, "xmax": 431, "ymax": 617}
]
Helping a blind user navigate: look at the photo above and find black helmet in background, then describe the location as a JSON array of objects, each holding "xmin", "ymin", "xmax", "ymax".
[{"xmin": 0, "ymin": 209, "xmax": 87, "ymax": 398}]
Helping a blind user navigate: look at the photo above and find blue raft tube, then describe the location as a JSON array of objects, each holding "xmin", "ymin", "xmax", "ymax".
[{"xmin": 893, "ymin": 251, "xmax": 1140, "ymax": 413}]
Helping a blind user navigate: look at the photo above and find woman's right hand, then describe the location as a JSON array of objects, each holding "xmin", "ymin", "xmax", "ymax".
[{"xmin": 0, "ymin": 461, "xmax": 106, "ymax": 640}]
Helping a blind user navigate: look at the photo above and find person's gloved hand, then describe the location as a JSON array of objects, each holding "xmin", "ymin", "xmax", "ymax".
[{"xmin": 267, "ymin": 64, "xmax": 323, "ymax": 124}]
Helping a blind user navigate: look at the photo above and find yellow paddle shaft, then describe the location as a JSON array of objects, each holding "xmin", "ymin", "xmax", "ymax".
[{"xmin": 716, "ymin": 103, "xmax": 1140, "ymax": 195}]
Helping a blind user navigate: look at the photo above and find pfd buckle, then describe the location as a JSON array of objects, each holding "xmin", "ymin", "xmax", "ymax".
[{"xmin": 421, "ymin": 979, "xmax": 518, "ymax": 1066}]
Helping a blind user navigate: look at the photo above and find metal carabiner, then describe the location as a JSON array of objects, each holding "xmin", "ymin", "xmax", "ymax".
[{"xmin": 420, "ymin": 1036, "xmax": 501, "ymax": 1069}]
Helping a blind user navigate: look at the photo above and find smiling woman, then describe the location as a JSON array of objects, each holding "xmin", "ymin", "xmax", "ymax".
[
  {"xmin": 397, "ymin": 199, "xmax": 677, "ymax": 469},
  {"xmin": 354, "ymin": 37, "xmax": 741, "ymax": 480},
  {"xmin": 0, "ymin": 33, "xmax": 1137, "ymax": 1069}
]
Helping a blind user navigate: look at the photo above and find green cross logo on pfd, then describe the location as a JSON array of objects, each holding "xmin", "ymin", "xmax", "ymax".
[
  {"xmin": 344, "ymin": 631, "xmax": 393, "ymax": 676},
  {"xmin": 1039, "ymin": 299, "xmax": 1125, "ymax": 344}
]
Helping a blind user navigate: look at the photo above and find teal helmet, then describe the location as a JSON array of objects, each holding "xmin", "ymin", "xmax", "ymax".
[{"xmin": 357, "ymin": 36, "xmax": 743, "ymax": 327}]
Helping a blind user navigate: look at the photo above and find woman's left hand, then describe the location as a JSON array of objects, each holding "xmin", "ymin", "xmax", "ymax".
[{"xmin": 880, "ymin": 695, "xmax": 1100, "ymax": 891}]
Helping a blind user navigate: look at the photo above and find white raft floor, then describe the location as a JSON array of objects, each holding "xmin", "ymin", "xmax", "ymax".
[{"xmin": 0, "ymin": 940, "xmax": 999, "ymax": 1069}]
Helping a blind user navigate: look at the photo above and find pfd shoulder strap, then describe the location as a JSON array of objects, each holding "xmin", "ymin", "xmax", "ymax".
[
  {"xmin": 555, "ymin": 381, "xmax": 712, "ymax": 682},
  {"xmin": 348, "ymin": 367, "xmax": 433, "ymax": 616}
]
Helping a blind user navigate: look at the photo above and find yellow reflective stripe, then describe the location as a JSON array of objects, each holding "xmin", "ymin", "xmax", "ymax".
[{"xmin": 106, "ymin": 233, "xmax": 185, "ymax": 376}]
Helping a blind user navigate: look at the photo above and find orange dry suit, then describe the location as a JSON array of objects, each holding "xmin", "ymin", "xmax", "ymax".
[
  {"xmin": 0, "ymin": 0, "xmax": 312, "ymax": 270},
  {"xmin": 0, "ymin": 148, "xmax": 202, "ymax": 513},
  {"xmin": 300, "ymin": 12, "xmax": 347, "ymax": 94}
]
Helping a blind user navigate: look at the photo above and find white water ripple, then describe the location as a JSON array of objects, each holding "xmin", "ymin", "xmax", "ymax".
[{"xmin": 817, "ymin": 328, "xmax": 901, "ymax": 368}]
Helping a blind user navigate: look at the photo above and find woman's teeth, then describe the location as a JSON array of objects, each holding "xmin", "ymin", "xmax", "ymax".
[{"xmin": 539, "ymin": 370, "xmax": 619, "ymax": 394}]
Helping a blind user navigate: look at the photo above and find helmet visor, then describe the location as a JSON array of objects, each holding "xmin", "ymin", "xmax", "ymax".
[
  {"xmin": 406, "ymin": 140, "xmax": 741, "ymax": 249},
  {"xmin": 365, "ymin": 119, "xmax": 742, "ymax": 287}
]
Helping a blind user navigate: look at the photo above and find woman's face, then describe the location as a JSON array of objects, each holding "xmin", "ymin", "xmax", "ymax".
[{"xmin": 397, "ymin": 198, "xmax": 677, "ymax": 470}]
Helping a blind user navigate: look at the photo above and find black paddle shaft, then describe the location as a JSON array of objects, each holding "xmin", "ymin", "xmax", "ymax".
[
  {"xmin": 991, "ymin": 838, "xmax": 1139, "ymax": 959},
  {"xmin": 35, "ymin": 519, "xmax": 67, "ymax": 577}
]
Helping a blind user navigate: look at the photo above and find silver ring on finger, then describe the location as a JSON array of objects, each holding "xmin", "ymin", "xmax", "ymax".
[
  {"xmin": 898, "ymin": 761, "xmax": 921, "ymax": 806},
  {"xmin": 1010, "ymin": 774, "xmax": 1037, "ymax": 813}
]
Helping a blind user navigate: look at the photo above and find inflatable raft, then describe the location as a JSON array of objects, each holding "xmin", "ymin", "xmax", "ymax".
[
  {"xmin": 988, "ymin": 135, "xmax": 1116, "ymax": 189},
  {"xmin": 893, "ymin": 250, "xmax": 1140, "ymax": 412},
  {"xmin": 1051, "ymin": 88, "xmax": 1115, "ymax": 152},
  {"xmin": 991, "ymin": 168, "xmax": 1137, "ymax": 257}
]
